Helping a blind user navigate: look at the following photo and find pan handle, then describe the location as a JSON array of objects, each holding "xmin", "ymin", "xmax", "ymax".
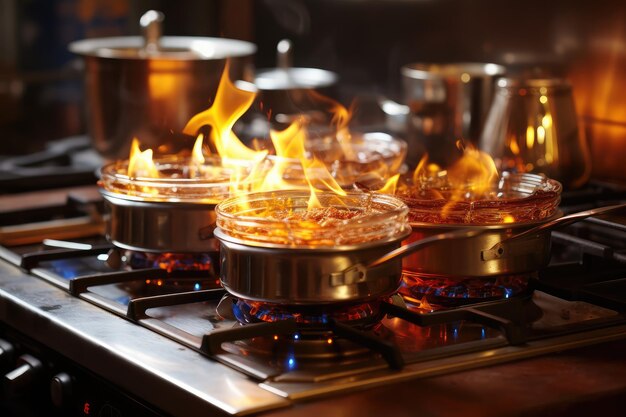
[
  {"xmin": 329, "ymin": 227, "xmax": 482, "ymax": 286},
  {"xmin": 482, "ymin": 202, "xmax": 626, "ymax": 260}
]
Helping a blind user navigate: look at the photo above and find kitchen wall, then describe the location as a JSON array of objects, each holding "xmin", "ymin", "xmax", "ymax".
[
  {"xmin": 253, "ymin": 0, "xmax": 626, "ymax": 181},
  {"xmin": 1, "ymin": 0, "xmax": 625, "ymax": 180}
]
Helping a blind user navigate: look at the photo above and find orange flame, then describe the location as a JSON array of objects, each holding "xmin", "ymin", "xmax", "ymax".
[
  {"xmin": 401, "ymin": 141, "xmax": 501, "ymax": 220},
  {"xmin": 191, "ymin": 134, "xmax": 206, "ymax": 165},
  {"xmin": 183, "ymin": 61, "xmax": 268, "ymax": 163},
  {"xmin": 265, "ymin": 120, "xmax": 346, "ymax": 209},
  {"xmin": 127, "ymin": 138, "xmax": 159, "ymax": 178},
  {"xmin": 125, "ymin": 62, "xmax": 351, "ymax": 211}
]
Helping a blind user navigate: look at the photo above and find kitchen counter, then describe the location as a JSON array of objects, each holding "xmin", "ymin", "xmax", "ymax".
[{"xmin": 265, "ymin": 339, "xmax": 626, "ymax": 417}]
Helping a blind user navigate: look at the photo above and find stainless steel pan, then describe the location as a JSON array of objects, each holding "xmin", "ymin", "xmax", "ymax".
[{"xmin": 215, "ymin": 202, "xmax": 626, "ymax": 304}]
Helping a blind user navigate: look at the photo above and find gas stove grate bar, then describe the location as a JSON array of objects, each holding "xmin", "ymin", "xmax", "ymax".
[
  {"xmin": 19, "ymin": 244, "xmax": 112, "ymax": 270},
  {"xmin": 551, "ymin": 231, "xmax": 615, "ymax": 260},
  {"xmin": 380, "ymin": 301, "xmax": 525, "ymax": 345},
  {"xmin": 200, "ymin": 320, "xmax": 298, "ymax": 356},
  {"xmin": 69, "ymin": 268, "xmax": 167, "ymax": 295},
  {"xmin": 463, "ymin": 308, "xmax": 526, "ymax": 345},
  {"xmin": 329, "ymin": 319, "xmax": 404, "ymax": 369},
  {"xmin": 127, "ymin": 288, "xmax": 226, "ymax": 320},
  {"xmin": 0, "ymin": 245, "xmax": 22, "ymax": 266}
]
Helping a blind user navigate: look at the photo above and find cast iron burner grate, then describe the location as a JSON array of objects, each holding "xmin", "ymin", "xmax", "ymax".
[{"xmin": 0, "ymin": 136, "xmax": 100, "ymax": 193}]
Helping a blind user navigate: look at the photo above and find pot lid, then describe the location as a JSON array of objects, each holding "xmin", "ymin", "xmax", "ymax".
[
  {"xmin": 69, "ymin": 36, "xmax": 256, "ymax": 60},
  {"xmin": 254, "ymin": 67, "xmax": 338, "ymax": 90},
  {"xmin": 69, "ymin": 10, "xmax": 256, "ymax": 60},
  {"xmin": 254, "ymin": 39, "xmax": 337, "ymax": 90}
]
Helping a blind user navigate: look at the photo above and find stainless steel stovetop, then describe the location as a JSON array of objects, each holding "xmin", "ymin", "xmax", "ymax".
[{"xmin": 1, "ymin": 184, "xmax": 626, "ymax": 416}]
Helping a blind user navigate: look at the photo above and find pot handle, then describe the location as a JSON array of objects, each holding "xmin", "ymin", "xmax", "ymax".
[
  {"xmin": 482, "ymin": 202, "xmax": 626, "ymax": 261},
  {"xmin": 276, "ymin": 39, "xmax": 293, "ymax": 69},
  {"xmin": 140, "ymin": 10, "xmax": 164, "ymax": 54},
  {"xmin": 329, "ymin": 227, "xmax": 482, "ymax": 286}
]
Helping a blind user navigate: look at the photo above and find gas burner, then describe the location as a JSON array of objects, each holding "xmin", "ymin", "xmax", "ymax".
[
  {"xmin": 232, "ymin": 298, "xmax": 383, "ymax": 328},
  {"xmin": 400, "ymin": 272, "xmax": 533, "ymax": 309},
  {"xmin": 222, "ymin": 323, "xmax": 394, "ymax": 363},
  {"xmin": 125, "ymin": 250, "xmax": 218, "ymax": 273}
]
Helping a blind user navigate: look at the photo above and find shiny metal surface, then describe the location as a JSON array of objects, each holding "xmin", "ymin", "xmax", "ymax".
[
  {"xmin": 480, "ymin": 78, "xmax": 592, "ymax": 189},
  {"xmin": 102, "ymin": 190, "xmax": 219, "ymax": 253},
  {"xmin": 70, "ymin": 34, "xmax": 256, "ymax": 159},
  {"xmin": 403, "ymin": 217, "xmax": 555, "ymax": 277},
  {"xmin": 2, "ymin": 243, "xmax": 626, "ymax": 414},
  {"xmin": 483, "ymin": 203, "xmax": 626, "ymax": 260},
  {"xmin": 139, "ymin": 10, "xmax": 164, "ymax": 54},
  {"xmin": 401, "ymin": 62, "xmax": 505, "ymax": 166},
  {"xmin": 0, "ymin": 260, "xmax": 290, "ymax": 416},
  {"xmin": 215, "ymin": 228, "xmax": 409, "ymax": 304}
]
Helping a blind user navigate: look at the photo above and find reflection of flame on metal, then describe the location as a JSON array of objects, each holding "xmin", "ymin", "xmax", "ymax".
[
  {"xmin": 233, "ymin": 298, "xmax": 381, "ymax": 326},
  {"xmin": 126, "ymin": 251, "xmax": 217, "ymax": 274}
]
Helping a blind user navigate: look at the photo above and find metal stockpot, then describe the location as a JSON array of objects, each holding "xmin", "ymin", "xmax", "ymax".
[
  {"xmin": 401, "ymin": 62, "xmax": 505, "ymax": 166},
  {"xmin": 70, "ymin": 10, "xmax": 256, "ymax": 160}
]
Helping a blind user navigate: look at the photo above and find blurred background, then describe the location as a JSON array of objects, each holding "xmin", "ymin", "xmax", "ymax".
[{"xmin": 0, "ymin": 0, "xmax": 624, "ymax": 180}]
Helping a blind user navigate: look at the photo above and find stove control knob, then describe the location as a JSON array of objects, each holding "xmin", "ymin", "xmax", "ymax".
[
  {"xmin": 0, "ymin": 338, "xmax": 15, "ymax": 371},
  {"xmin": 50, "ymin": 372, "xmax": 73, "ymax": 409},
  {"xmin": 3, "ymin": 354, "xmax": 43, "ymax": 396}
]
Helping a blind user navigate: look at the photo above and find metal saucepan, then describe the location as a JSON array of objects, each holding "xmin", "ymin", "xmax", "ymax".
[
  {"xmin": 377, "ymin": 202, "xmax": 626, "ymax": 278},
  {"xmin": 70, "ymin": 10, "xmax": 256, "ymax": 160},
  {"xmin": 101, "ymin": 190, "xmax": 219, "ymax": 253}
]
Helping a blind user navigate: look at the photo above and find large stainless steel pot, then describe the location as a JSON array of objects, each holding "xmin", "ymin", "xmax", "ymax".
[
  {"xmin": 70, "ymin": 10, "xmax": 256, "ymax": 160},
  {"xmin": 400, "ymin": 62, "xmax": 505, "ymax": 167}
]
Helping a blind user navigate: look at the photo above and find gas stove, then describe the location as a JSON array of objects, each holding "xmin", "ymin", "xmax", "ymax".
[{"xmin": 1, "ymin": 182, "xmax": 626, "ymax": 416}]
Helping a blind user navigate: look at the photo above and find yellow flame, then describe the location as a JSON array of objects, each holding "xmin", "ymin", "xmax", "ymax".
[
  {"xmin": 261, "ymin": 120, "xmax": 309, "ymax": 192},
  {"xmin": 128, "ymin": 138, "xmax": 159, "ymax": 178},
  {"xmin": 377, "ymin": 174, "xmax": 400, "ymax": 194},
  {"xmin": 445, "ymin": 146, "xmax": 498, "ymax": 193},
  {"xmin": 183, "ymin": 61, "xmax": 268, "ymax": 163},
  {"xmin": 409, "ymin": 141, "xmax": 500, "ymax": 219},
  {"xmin": 302, "ymin": 157, "xmax": 347, "ymax": 199},
  {"xmin": 192, "ymin": 134, "xmax": 205, "ymax": 165},
  {"xmin": 265, "ymin": 120, "xmax": 347, "ymax": 209}
]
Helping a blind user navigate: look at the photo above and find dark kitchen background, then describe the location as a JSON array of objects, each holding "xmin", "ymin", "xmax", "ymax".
[{"xmin": 1, "ymin": 0, "xmax": 625, "ymax": 180}]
